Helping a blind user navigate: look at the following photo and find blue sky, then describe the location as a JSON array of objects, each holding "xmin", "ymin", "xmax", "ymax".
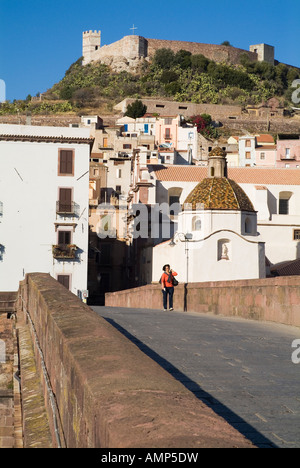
[{"xmin": 0, "ymin": 0, "xmax": 299, "ymax": 101}]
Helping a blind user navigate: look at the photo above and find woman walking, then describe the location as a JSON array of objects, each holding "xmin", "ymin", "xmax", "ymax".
[{"xmin": 161, "ymin": 264, "xmax": 178, "ymax": 312}]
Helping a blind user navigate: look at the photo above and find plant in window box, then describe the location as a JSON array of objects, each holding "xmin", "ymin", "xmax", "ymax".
[
  {"xmin": 67, "ymin": 244, "xmax": 78, "ymax": 254},
  {"xmin": 52, "ymin": 244, "xmax": 78, "ymax": 258}
]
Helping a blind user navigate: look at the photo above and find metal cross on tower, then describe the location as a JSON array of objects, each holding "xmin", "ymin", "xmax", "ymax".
[{"xmin": 130, "ymin": 24, "xmax": 138, "ymax": 35}]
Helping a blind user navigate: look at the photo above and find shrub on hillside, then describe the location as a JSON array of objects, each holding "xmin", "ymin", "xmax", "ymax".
[{"xmin": 124, "ymin": 99, "xmax": 147, "ymax": 118}]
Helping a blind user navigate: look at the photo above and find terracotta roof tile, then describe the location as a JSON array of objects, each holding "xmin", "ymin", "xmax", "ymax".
[
  {"xmin": 149, "ymin": 165, "xmax": 300, "ymax": 185},
  {"xmin": 256, "ymin": 134, "xmax": 274, "ymax": 143},
  {"xmin": 255, "ymin": 145, "xmax": 277, "ymax": 150},
  {"xmin": 183, "ymin": 178, "xmax": 255, "ymax": 212},
  {"xmin": 271, "ymin": 259, "xmax": 300, "ymax": 276}
]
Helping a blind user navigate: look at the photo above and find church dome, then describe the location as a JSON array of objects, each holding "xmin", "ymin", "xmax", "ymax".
[{"xmin": 183, "ymin": 177, "xmax": 256, "ymax": 212}]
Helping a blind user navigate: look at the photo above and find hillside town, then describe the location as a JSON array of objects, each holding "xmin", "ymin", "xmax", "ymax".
[
  {"xmin": 0, "ymin": 29, "xmax": 300, "ymax": 303},
  {"xmin": 1, "ymin": 93, "xmax": 300, "ymax": 304},
  {"xmin": 1, "ymin": 8, "xmax": 300, "ymax": 450}
]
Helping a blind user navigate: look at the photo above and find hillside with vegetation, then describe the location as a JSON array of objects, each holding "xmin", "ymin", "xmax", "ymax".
[{"xmin": 1, "ymin": 48, "xmax": 299, "ymax": 116}]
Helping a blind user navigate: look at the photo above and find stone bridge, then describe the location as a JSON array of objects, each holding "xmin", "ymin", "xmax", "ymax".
[{"xmin": 0, "ymin": 273, "xmax": 299, "ymax": 448}]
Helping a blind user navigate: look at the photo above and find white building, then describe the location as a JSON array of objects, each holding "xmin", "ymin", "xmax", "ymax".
[
  {"xmin": 146, "ymin": 164, "xmax": 300, "ymax": 270},
  {"xmin": 0, "ymin": 124, "xmax": 92, "ymax": 294},
  {"xmin": 151, "ymin": 148, "xmax": 266, "ymax": 283},
  {"xmin": 176, "ymin": 124, "xmax": 198, "ymax": 165},
  {"xmin": 116, "ymin": 115, "xmax": 157, "ymax": 137},
  {"xmin": 239, "ymin": 135, "xmax": 256, "ymax": 167}
]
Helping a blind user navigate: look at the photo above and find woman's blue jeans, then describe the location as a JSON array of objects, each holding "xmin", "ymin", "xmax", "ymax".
[{"xmin": 162, "ymin": 287, "xmax": 174, "ymax": 310}]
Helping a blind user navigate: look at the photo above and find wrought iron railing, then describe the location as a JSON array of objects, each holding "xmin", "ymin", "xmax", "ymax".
[{"xmin": 56, "ymin": 201, "xmax": 80, "ymax": 216}]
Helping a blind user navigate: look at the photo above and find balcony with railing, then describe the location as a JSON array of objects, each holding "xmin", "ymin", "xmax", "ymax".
[
  {"xmin": 52, "ymin": 244, "xmax": 79, "ymax": 260},
  {"xmin": 279, "ymin": 154, "xmax": 296, "ymax": 161},
  {"xmin": 56, "ymin": 201, "xmax": 80, "ymax": 217},
  {"xmin": 164, "ymin": 134, "xmax": 173, "ymax": 140}
]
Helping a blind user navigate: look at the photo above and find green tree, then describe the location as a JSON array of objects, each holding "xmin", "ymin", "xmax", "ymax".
[
  {"xmin": 175, "ymin": 50, "xmax": 192, "ymax": 69},
  {"xmin": 124, "ymin": 99, "xmax": 147, "ymax": 118},
  {"xmin": 165, "ymin": 81, "xmax": 181, "ymax": 96},
  {"xmin": 191, "ymin": 54, "xmax": 210, "ymax": 72},
  {"xmin": 60, "ymin": 85, "xmax": 75, "ymax": 100},
  {"xmin": 287, "ymin": 67, "xmax": 300, "ymax": 85},
  {"xmin": 160, "ymin": 70, "xmax": 179, "ymax": 84},
  {"xmin": 153, "ymin": 48, "xmax": 175, "ymax": 69}
]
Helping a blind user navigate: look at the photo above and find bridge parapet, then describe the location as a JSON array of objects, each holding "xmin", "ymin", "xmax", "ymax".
[
  {"xmin": 106, "ymin": 277, "xmax": 300, "ymax": 328},
  {"xmin": 16, "ymin": 273, "xmax": 254, "ymax": 448}
]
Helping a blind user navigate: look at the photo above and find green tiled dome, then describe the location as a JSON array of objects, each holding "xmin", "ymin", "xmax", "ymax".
[{"xmin": 183, "ymin": 177, "xmax": 255, "ymax": 212}]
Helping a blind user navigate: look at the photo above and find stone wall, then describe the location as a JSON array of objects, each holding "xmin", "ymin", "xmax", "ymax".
[
  {"xmin": 105, "ymin": 276, "xmax": 300, "ymax": 328},
  {"xmin": 85, "ymin": 33, "xmax": 258, "ymax": 68},
  {"xmin": 221, "ymin": 117, "xmax": 300, "ymax": 134},
  {"xmin": 115, "ymin": 98, "xmax": 242, "ymax": 119},
  {"xmin": 17, "ymin": 273, "xmax": 253, "ymax": 448},
  {"xmin": 0, "ymin": 115, "xmax": 81, "ymax": 127},
  {"xmin": 147, "ymin": 39, "xmax": 257, "ymax": 64},
  {"xmin": 0, "ymin": 315, "xmax": 14, "ymax": 448}
]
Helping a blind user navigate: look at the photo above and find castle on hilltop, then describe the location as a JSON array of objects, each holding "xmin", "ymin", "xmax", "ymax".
[{"xmin": 82, "ymin": 30, "xmax": 275, "ymax": 71}]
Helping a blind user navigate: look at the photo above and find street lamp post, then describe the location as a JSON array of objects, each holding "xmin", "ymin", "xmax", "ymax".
[
  {"xmin": 169, "ymin": 232, "xmax": 193, "ymax": 311},
  {"xmin": 169, "ymin": 232, "xmax": 193, "ymax": 283}
]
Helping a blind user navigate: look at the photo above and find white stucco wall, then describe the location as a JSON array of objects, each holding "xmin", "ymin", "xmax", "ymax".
[
  {"xmin": 239, "ymin": 136, "xmax": 256, "ymax": 167},
  {"xmin": 152, "ymin": 175, "xmax": 300, "ymax": 267},
  {"xmin": 0, "ymin": 126, "xmax": 90, "ymax": 293},
  {"xmin": 152, "ymin": 230, "xmax": 265, "ymax": 284}
]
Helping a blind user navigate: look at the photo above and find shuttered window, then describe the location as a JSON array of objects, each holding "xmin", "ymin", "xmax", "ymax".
[
  {"xmin": 59, "ymin": 150, "xmax": 74, "ymax": 175},
  {"xmin": 58, "ymin": 230, "xmax": 71, "ymax": 245},
  {"xmin": 57, "ymin": 275, "xmax": 70, "ymax": 290},
  {"xmin": 58, "ymin": 188, "xmax": 72, "ymax": 213}
]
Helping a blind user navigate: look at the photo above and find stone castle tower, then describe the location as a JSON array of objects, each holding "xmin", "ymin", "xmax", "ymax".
[
  {"xmin": 82, "ymin": 30, "xmax": 275, "ymax": 71},
  {"xmin": 83, "ymin": 31, "xmax": 101, "ymax": 65}
]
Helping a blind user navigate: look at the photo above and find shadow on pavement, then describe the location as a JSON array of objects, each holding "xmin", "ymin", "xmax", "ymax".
[{"xmin": 103, "ymin": 317, "xmax": 278, "ymax": 449}]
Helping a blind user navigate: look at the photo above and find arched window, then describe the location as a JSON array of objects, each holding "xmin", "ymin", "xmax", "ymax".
[
  {"xmin": 210, "ymin": 167, "xmax": 215, "ymax": 177},
  {"xmin": 192, "ymin": 216, "xmax": 202, "ymax": 231},
  {"xmin": 168, "ymin": 187, "xmax": 183, "ymax": 206},
  {"xmin": 168, "ymin": 187, "xmax": 183, "ymax": 218}
]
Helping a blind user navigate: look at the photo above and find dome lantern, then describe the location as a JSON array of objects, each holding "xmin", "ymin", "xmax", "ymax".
[{"xmin": 208, "ymin": 147, "xmax": 227, "ymax": 178}]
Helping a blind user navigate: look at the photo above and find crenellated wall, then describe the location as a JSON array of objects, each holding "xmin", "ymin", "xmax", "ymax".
[{"xmin": 16, "ymin": 273, "xmax": 254, "ymax": 448}]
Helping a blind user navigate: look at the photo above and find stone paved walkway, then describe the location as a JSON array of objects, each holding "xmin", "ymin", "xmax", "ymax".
[{"xmin": 94, "ymin": 306, "xmax": 300, "ymax": 448}]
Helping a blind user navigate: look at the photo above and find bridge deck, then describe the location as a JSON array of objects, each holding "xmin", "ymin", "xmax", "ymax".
[{"xmin": 94, "ymin": 306, "xmax": 300, "ymax": 449}]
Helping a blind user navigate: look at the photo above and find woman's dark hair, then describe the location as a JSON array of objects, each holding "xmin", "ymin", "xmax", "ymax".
[{"xmin": 163, "ymin": 264, "xmax": 170, "ymax": 271}]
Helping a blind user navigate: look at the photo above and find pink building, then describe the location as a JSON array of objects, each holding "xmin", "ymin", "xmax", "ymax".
[
  {"xmin": 155, "ymin": 115, "xmax": 180, "ymax": 149},
  {"xmin": 276, "ymin": 137, "xmax": 300, "ymax": 168},
  {"xmin": 255, "ymin": 145, "xmax": 277, "ymax": 167}
]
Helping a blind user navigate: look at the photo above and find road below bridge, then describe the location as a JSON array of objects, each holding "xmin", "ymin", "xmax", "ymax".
[{"xmin": 93, "ymin": 306, "xmax": 300, "ymax": 448}]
